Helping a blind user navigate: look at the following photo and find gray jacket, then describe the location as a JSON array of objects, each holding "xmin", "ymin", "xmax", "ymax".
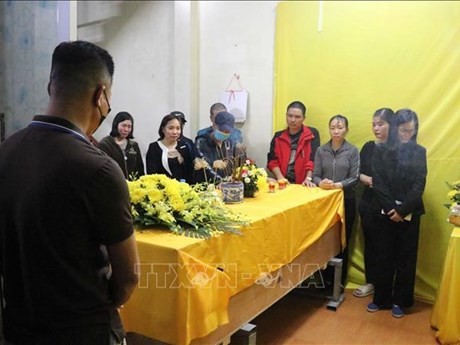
[{"xmin": 312, "ymin": 140, "xmax": 360, "ymax": 199}]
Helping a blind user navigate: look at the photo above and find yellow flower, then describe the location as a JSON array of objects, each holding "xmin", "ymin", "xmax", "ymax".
[
  {"xmin": 127, "ymin": 173, "xmax": 248, "ymax": 238},
  {"xmin": 147, "ymin": 188, "xmax": 163, "ymax": 204},
  {"xmin": 445, "ymin": 180, "xmax": 460, "ymax": 209},
  {"xmin": 448, "ymin": 190, "xmax": 459, "ymax": 199},
  {"xmin": 130, "ymin": 188, "xmax": 146, "ymax": 204}
]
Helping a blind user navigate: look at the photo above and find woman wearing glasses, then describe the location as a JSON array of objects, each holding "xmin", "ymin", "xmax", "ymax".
[
  {"xmin": 367, "ymin": 109, "xmax": 427, "ymax": 319},
  {"xmin": 98, "ymin": 111, "xmax": 145, "ymax": 180}
]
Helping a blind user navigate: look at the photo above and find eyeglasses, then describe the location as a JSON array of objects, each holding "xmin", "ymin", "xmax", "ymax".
[{"xmin": 398, "ymin": 127, "xmax": 416, "ymax": 135}]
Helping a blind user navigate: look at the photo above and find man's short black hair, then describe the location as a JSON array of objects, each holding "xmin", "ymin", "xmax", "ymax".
[
  {"xmin": 210, "ymin": 103, "xmax": 227, "ymax": 115},
  {"xmin": 49, "ymin": 40, "xmax": 114, "ymax": 100},
  {"xmin": 286, "ymin": 101, "xmax": 307, "ymax": 117}
]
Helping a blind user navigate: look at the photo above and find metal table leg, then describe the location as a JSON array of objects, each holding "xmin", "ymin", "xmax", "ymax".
[{"xmin": 326, "ymin": 258, "xmax": 345, "ymax": 311}]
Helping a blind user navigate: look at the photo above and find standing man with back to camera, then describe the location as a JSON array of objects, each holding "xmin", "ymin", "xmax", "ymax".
[{"xmin": 0, "ymin": 41, "xmax": 139, "ymax": 345}]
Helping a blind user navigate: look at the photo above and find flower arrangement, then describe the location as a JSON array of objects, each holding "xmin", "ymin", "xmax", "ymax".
[
  {"xmin": 127, "ymin": 174, "xmax": 248, "ymax": 238},
  {"xmin": 192, "ymin": 144, "xmax": 267, "ymax": 199},
  {"xmin": 445, "ymin": 181, "xmax": 460, "ymax": 226},
  {"xmin": 233, "ymin": 159, "xmax": 268, "ymax": 197},
  {"xmin": 444, "ymin": 181, "xmax": 460, "ymax": 209}
]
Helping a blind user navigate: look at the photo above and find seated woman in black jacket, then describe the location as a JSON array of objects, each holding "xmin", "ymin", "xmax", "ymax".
[
  {"xmin": 146, "ymin": 113, "xmax": 194, "ymax": 183},
  {"xmin": 98, "ymin": 111, "xmax": 144, "ymax": 179}
]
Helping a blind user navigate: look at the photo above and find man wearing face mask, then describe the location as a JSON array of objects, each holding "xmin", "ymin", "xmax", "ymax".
[
  {"xmin": 196, "ymin": 103, "xmax": 243, "ymax": 146},
  {"xmin": 194, "ymin": 111, "xmax": 244, "ymax": 183},
  {"xmin": 0, "ymin": 41, "xmax": 139, "ymax": 345}
]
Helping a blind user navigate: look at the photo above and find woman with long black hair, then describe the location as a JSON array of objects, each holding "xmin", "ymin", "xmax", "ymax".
[
  {"xmin": 367, "ymin": 109, "xmax": 427, "ymax": 318},
  {"xmin": 353, "ymin": 108, "xmax": 395, "ymax": 298}
]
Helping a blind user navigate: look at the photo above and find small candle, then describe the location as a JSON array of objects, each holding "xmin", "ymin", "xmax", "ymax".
[
  {"xmin": 278, "ymin": 179, "xmax": 287, "ymax": 190},
  {"xmin": 268, "ymin": 182, "xmax": 276, "ymax": 193}
]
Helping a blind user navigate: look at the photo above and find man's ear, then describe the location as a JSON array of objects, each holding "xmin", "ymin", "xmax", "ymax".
[{"xmin": 93, "ymin": 85, "xmax": 104, "ymax": 107}]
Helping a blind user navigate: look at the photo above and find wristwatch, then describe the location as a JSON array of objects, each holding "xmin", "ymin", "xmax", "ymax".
[{"xmin": 306, "ymin": 176, "xmax": 312, "ymax": 181}]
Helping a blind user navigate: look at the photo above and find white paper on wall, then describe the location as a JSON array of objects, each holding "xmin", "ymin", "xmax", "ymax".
[{"xmin": 219, "ymin": 74, "xmax": 248, "ymax": 123}]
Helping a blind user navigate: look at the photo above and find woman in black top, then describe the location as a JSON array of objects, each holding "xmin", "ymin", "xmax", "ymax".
[
  {"xmin": 367, "ymin": 109, "xmax": 427, "ymax": 318},
  {"xmin": 353, "ymin": 108, "xmax": 395, "ymax": 298},
  {"xmin": 98, "ymin": 111, "xmax": 145, "ymax": 179},
  {"xmin": 146, "ymin": 113, "xmax": 194, "ymax": 183}
]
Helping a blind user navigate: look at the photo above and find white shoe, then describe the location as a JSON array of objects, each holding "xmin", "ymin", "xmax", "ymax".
[{"xmin": 353, "ymin": 283, "xmax": 374, "ymax": 298}]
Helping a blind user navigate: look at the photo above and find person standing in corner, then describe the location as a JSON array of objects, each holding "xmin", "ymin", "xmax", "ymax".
[
  {"xmin": 0, "ymin": 41, "xmax": 139, "ymax": 345},
  {"xmin": 267, "ymin": 101, "xmax": 318, "ymax": 186},
  {"xmin": 367, "ymin": 109, "xmax": 427, "ymax": 319},
  {"xmin": 98, "ymin": 111, "xmax": 145, "ymax": 180}
]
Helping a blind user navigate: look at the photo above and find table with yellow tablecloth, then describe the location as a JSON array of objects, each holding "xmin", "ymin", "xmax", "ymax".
[
  {"xmin": 431, "ymin": 227, "xmax": 460, "ymax": 345},
  {"xmin": 120, "ymin": 185, "xmax": 345, "ymax": 345}
]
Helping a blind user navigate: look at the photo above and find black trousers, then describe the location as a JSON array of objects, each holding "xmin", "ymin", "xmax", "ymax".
[
  {"xmin": 360, "ymin": 212, "xmax": 380, "ymax": 285},
  {"xmin": 372, "ymin": 214, "xmax": 421, "ymax": 308}
]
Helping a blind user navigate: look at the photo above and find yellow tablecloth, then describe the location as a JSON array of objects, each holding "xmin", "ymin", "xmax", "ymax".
[
  {"xmin": 431, "ymin": 228, "xmax": 460, "ymax": 345},
  {"xmin": 120, "ymin": 185, "xmax": 344, "ymax": 345}
]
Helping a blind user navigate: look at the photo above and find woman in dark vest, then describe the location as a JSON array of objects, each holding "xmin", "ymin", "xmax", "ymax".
[{"xmin": 98, "ymin": 111, "xmax": 145, "ymax": 180}]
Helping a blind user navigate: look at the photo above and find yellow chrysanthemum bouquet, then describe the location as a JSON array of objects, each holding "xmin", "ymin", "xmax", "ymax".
[
  {"xmin": 445, "ymin": 181, "xmax": 460, "ymax": 208},
  {"xmin": 127, "ymin": 174, "xmax": 248, "ymax": 238},
  {"xmin": 445, "ymin": 181, "xmax": 460, "ymax": 226}
]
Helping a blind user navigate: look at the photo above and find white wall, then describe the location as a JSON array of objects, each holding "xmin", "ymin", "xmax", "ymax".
[
  {"xmin": 82, "ymin": 0, "xmax": 278, "ymax": 168},
  {"xmin": 197, "ymin": 1, "xmax": 278, "ymax": 167},
  {"xmin": 89, "ymin": 1, "xmax": 176, "ymax": 160}
]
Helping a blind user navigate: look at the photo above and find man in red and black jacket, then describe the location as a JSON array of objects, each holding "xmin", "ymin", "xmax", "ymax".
[{"xmin": 267, "ymin": 101, "xmax": 320, "ymax": 186}]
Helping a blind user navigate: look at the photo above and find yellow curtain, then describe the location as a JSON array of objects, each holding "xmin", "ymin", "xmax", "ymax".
[{"xmin": 274, "ymin": 0, "xmax": 460, "ymax": 302}]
